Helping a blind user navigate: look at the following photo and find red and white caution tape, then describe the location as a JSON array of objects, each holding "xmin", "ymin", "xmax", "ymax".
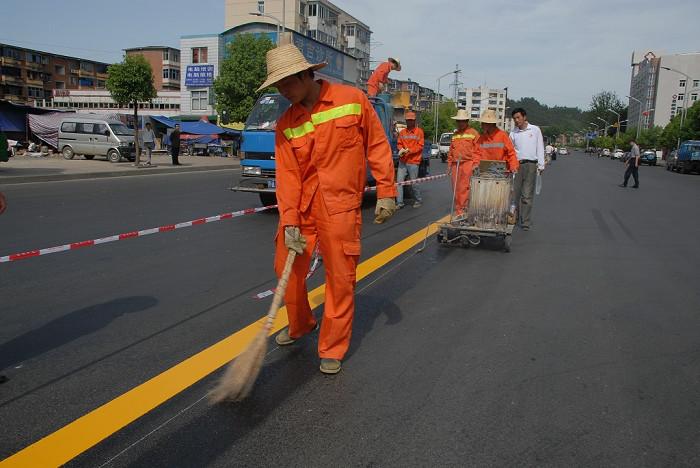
[
  {"xmin": 1, "ymin": 173, "xmax": 447, "ymax": 265},
  {"xmin": 0, "ymin": 205, "xmax": 278, "ymax": 264}
]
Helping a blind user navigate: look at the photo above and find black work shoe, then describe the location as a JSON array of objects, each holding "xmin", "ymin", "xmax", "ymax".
[
  {"xmin": 320, "ymin": 359, "xmax": 342, "ymax": 374},
  {"xmin": 632, "ymin": 185, "xmax": 639, "ymax": 189},
  {"xmin": 275, "ymin": 322, "xmax": 319, "ymax": 346},
  {"xmin": 618, "ymin": 184, "xmax": 627, "ymax": 188}
]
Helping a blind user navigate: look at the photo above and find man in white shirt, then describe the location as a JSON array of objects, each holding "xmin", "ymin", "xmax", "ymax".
[
  {"xmin": 509, "ymin": 108, "xmax": 545, "ymax": 231},
  {"xmin": 141, "ymin": 122, "xmax": 156, "ymax": 166}
]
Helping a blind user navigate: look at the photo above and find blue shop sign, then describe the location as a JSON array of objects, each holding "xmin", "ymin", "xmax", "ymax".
[
  {"xmin": 185, "ymin": 65, "xmax": 215, "ymax": 87},
  {"xmin": 291, "ymin": 35, "xmax": 344, "ymax": 80}
]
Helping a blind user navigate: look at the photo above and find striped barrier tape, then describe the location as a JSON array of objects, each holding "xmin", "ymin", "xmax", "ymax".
[{"xmin": 1, "ymin": 173, "xmax": 448, "ymax": 264}]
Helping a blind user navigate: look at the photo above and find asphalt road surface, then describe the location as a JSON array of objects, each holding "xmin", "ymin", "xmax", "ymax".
[{"xmin": 1, "ymin": 153, "xmax": 699, "ymax": 467}]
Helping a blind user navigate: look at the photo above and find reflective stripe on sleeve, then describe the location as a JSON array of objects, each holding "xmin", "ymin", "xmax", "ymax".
[{"xmin": 282, "ymin": 103, "xmax": 363, "ymax": 140}]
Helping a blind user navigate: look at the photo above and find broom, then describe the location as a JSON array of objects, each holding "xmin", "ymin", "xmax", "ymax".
[{"xmin": 208, "ymin": 248, "xmax": 297, "ymax": 403}]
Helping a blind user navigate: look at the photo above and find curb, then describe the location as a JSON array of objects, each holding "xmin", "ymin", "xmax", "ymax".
[{"xmin": 1, "ymin": 163, "xmax": 240, "ymax": 185}]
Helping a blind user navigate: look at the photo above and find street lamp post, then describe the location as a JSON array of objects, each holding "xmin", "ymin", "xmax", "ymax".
[
  {"xmin": 661, "ymin": 66, "xmax": 693, "ymax": 151},
  {"xmin": 433, "ymin": 68, "xmax": 460, "ymax": 144},
  {"xmin": 249, "ymin": 11, "xmax": 283, "ymax": 45},
  {"xmin": 607, "ymin": 108, "xmax": 621, "ymax": 148},
  {"xmin": 626, "ymin": 95, "xmax": 643, "ymax": 140},
  {"xmin": 596, "ymin": 116, "xmax": 609, "ymax": 142}
]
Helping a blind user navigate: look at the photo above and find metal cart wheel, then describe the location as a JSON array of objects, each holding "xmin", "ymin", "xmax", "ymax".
[{"xmin": 503, "ymin": 236, "xmax": 512, "ymax": 253}]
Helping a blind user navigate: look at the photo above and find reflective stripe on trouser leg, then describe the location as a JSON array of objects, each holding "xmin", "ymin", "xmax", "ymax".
[
  {"xmin": 275, "ymin": 225, "xmax": 318, "ymax": 339},
  {"xmin": 313, "ymin": 191, "xmax": 361, "ymax": 360}
]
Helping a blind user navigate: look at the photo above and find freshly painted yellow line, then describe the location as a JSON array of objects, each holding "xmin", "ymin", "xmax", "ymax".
[{"xmin": 0, "ymin": 215, "xmax": 448, "ymax": 468}]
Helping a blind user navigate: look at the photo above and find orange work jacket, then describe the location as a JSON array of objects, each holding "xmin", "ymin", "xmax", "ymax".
[
  {"xmin": 447, "ymin": 127, "xmax": 481, "ymax": 168},
  {"xmin": 275, "ymin": 80, "xmax": 397, "ymax": 227},
  {"xmin": 477, "ymin": 128, "xmax": 520, "ymax": 172},
  {"xmin": 367, "ymin": 61, "xmax": 392, "ymax": 88},
  {"xmin": 397, "ymin": 127, "xmax": 425, "ymax": 165}
]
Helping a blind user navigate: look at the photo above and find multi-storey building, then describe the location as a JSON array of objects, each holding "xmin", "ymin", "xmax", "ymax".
[
  {"xmin": 224, "ymin": 0, "xmax": 371, "ymax": 88},
  {"xmin": 629, "ymin": 50, "xmax": 700, "ymax": 129},
  {"xmin": 457, "ymin": 86, "xmax": 508, "ymax": 128},
  {"xmin": 33, "ymin": 89, "xmax": 181, "ymax": 116},
  {"xmin": 1, "ymin": 43, "xmax": 110, "ymax": 106},
  {"xmin": 124, "ymin": 46, "xmax": 181, "ymax": 91}
]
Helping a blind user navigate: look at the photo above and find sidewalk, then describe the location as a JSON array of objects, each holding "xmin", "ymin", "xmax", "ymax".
[{"xmin": 0, "ymin": 151, "xmax": 240, "ymax": 184}]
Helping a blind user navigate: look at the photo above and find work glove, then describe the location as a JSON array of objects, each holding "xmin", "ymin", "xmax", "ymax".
[
  {"xmin": 374, "ymin": 197, "xmax": 397, "ymax": 224},
  {"xmin": 284, "ymin": 226, "xmax": 307, "ymax": 255},
  {"xmin": 398, "ymin": 148, "xmax": 409, "ymax": 156}
]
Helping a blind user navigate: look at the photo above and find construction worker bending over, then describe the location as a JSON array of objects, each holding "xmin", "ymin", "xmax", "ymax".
[
  {"xmin": 366, "ymin": 57, "xmax": 401, "ymax": 97},
  {"xmin": 260, "ymin": 44, "xmax": 397, "ymax": 374},
  {"xmin": 396, "ymin": 111, "xmax": 424, "ymax": 208},
  {"xmin": 476, "ymin": 109, "xmax": 519, "ymax": 173},
  {"xmin": 447, "ymin": 109, "xmax": 481, "ymax": 215}
]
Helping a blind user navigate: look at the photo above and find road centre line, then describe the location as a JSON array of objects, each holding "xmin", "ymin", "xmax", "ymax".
[{"xmin": 0, "ymin": 214, "xmax": 449, "ymax": 468}]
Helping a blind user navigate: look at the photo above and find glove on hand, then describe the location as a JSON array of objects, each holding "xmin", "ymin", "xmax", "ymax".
[
  {"xmin": 398, "ymin": 148, "xmax": 409, "ymax": 156},
  {"xmin": 284, "ymin": 226, "xmax": 307, "ymax": 255},
  {"xmin": 374, "ymin": 197, "xmax": 397, "ymax": 224}
]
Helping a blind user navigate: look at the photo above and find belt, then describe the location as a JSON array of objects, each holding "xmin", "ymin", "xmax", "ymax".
[{"xmin": 519, "ymin": 159, "xmax": 537, "ymax": 164}]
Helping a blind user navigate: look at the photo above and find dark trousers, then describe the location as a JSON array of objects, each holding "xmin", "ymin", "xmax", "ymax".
[
  {"xmin": 171, "ymin": 146, "xmax": 180, "ymax": 165},
  {"xmin": 623, "ymin": 164, "xmax": 639, "ymax": 187}
]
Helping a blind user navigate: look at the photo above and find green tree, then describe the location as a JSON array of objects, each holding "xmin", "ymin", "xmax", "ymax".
[
  {"xmin": 214, "ymin": 34, "xmax": 275, "ymax": 123},
  {"xmin": 420, "ymin": 100, "xmax": 458, "ymax": 142},
  {"xmin": 106, "ymin": 54, "xmax": 157, "ymax": 166},
  {"xmin": 585, "ymin": 90, "xmax": 627, "ymax": 136}
]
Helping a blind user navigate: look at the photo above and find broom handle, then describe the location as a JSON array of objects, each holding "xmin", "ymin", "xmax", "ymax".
[{"xmin": 262, "ymin": 249, "xmax": 297, "ymax": 330}]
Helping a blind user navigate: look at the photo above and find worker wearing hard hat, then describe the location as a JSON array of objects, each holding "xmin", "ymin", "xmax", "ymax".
[
  {"xmin": 258, "ymin": 44, "xmax": 397, "ymax": 374},
  {"xmin": 396, "ymin": 111, "xmax": 425, "ymax": 208},
  {"xmin": 366, "ymin": 57, "xmax": 401, "ymax": 97},
  {"xmin": 476, "ymin": 109, "xmax": 519, "ymax": 173},
  {"xmin": 447, "ymin": 109, "xmax": 481, "ymax": 215}
]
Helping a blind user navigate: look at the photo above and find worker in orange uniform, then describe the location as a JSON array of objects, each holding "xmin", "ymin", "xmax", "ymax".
[
  {"xmin": 366, "ymin": 57, "xmax": 401, "ymax": 97},
  {"xmin": 396, "ymin": 111, "xmax": 425, "ymax": 208},
  {"xmin": 476, "ymin": 109, "xmax": 519, "ymax": 173},
  {"xmin": 258, "ymin": 44, "xmax": 397, "ymax": 374},
  {"xmin": 447, "ymin": 109, "xmax": 481, "ymax": 215}
]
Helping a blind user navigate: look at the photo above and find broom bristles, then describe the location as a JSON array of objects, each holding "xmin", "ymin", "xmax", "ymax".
[{"xmin": 208, "ymin": 325, "xmax": 270, "ymax": 403}]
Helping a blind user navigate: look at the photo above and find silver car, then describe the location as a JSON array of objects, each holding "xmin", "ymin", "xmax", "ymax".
[{"xmin": 59, "ymin": 117, "xmax": 136, "ymax": 163}]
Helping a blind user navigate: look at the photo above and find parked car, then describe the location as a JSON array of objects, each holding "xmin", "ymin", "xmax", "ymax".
[
  {"xmin": 59, "ymin": 117, "xmax": 136, "ymax": 163},
  {"xmin": 666, "ymin": 150, "xmax": 679, "ymax": 171},
  {"xmin": 612, "ymin": 149, "xmax": 624, "ymax": 160},
  {"xmin": 438, "ymin": 132, "xmax": 453, "ymax": 162},
  {"xmin": 670, "ymin": 140, "xmax": 700, "ymax": 173},
  {"xmin": 601, "ymin": 148, "xmax": 611, "ymax": 157},
  {"xmin": 558, "ymin": 147, "xmax": 569, "ymax": 155},
  {"xmin": 430, "ymin": 143, "xmax": 439, "ymax": 158},
  {"xmin": 640, "ymin": 150, "xmax": 657, "ymax": 166}
]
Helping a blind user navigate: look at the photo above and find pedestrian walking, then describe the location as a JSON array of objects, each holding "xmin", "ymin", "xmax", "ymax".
[
  {"xmin": 619, "ymin": 139, "xmax": 640, "ymax": 188},
  {"xmin": 509, "ymin": 108, "xmax": 545, "ymax": 231},
  {"xmin": 0, "ymin": 126, "xmax": 9, "ymax": 163},
  {"xmin": 141, "ymin": 122, "xmax": 156, "ymax": 165},
  {"xmin": 260, "ymin": 44, "xmax": 397, "ymax": 374},
  {"xmin": 447, "ymin": 109, "xmax": 481, "ymax": 216},
  {"xmin": 170, "ymin": 124, "xmax": 181, "ymax": 165},
  {"xmin": 476, "ymin": 109, "xmax": 519, "ymax": 172},
  {"xmin": 366, "ymin": 57, "xmax": 401, "ymax": 97},
  {"xmin": 396, "ymin": 111, "xmax": 424, "ymax": 208}
]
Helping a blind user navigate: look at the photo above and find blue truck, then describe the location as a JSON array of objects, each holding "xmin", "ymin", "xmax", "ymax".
[
  {"xmin": 232, "ymin": 92, "xmax": 429, "ymax": 205},
  {"xmin": 666, "ymin": 140, "xmax": 700, "ymax": 174}
]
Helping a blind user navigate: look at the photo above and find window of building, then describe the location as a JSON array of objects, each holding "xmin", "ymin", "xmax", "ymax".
[
  {"xmin": 1, "ymin": 66, "xmax": 22, "ymax": 77},
  {"xmin": 2, "ymin": 47, "xmax": 21, "ymax": 60},
  {"xmin": 55, "ymin": 81, "xmax": 65, "ymax": 89},
  {"xmin": 257, "ymin": 0, "xmax": 264, "ymax": 13},
  {"xmin": 55, "ymin": 65, "xmax": 65, "ymax": 75},
  {"xmin": 345, "ymin": 25, "xmax": 355, "ymax": 36},
  {"xmin": 694, "ymin": 80, "xmax": 700, "ymax": 88},
  {"xmin": 691, "ymin": 93, "xmax": 698, "ymax": 102},
  {"xmin": 678, "ymin": 93, "xmax": 684, "ymax": 101},
  {"xmin": 191, "ymin": 90, "xmax": 208, "ymax": 110},
  {"xmin": 80, "ymin": 62, "xmax": 94, "ymax": 72},
  {"xmin": 192, "ymin": 47, "xmax": 208, "ymax": 64},
  {"xmin": 97, "ymin": 80, "xmax": 105, "ymax": 88},
  {"xmin": 308, "ymin": 3, "xmax": 317, "ymax": 16},
  {"xmin": 679, "ymin": 79, "xmax": 686, "ymax": 88}
]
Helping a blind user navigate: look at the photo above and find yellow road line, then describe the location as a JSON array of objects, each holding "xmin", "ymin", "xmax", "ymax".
[{"xmin": 1, "ymin": 215, "xmax": 448, "ymax": 468}]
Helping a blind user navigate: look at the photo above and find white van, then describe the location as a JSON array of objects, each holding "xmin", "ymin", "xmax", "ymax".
[
  {"xmin": 58, "ymin": 117, "xmax": 136, "ymax": 163},
  {"xmin": 438, "ymin": 132, "xmax": 453, "ymax": 162}
]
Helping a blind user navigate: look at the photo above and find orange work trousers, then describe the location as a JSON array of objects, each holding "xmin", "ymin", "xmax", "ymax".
[
  {"xmin": 450, "ymin": 161, "xmax": 474, "ymax": 214},
  {"xmin": 274, "ymin": 190, "xmax": 362, "ymax": 360},
  {"xmin": 367, "ymin": 82, "xmax": 380, "ymax": 97}
]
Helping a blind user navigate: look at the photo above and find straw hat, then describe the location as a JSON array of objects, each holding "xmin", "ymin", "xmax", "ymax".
[
  {"xmin": 450, "ymin": 109, "xmax": 471, "ymax": 121},
  {"xmin": 257, "ymin": 44, "xmax": 327, "ymax": 92},
  {"xmin": 479, "ymin": 109, "xmax": 499, "ymax": 124},
  {"xmin": 405, "ymin": 111, "xmax": 417, "ymax": 120},
  {"xmin": 389, "ymin": 57, "xmax": 402, "ymax": 71}
]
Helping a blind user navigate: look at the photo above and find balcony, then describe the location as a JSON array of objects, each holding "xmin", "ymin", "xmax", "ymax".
[
  {"xmin": 79, "ymin": 69, "xmax": 95, "ymax": 77},
  {"xmin": 1, "ymin": 75, "xmax": 24, "ymax": 86},
  {"xmin": 96, "ymin": 71, "xmax": 108, "ymax": 79},
  {"xmin": 1, "ymin": 56, "xmax": 22, "ymax": 66},
  {"xmin": 70, "ymin": 68, "xmax": 80, "ymax": 75},
  {"xmin": 26, "ymin": 78, "xmax": 44, "ymax": 86},
  {"xmin": 25, "ymin": 62, "xmax": 45, "ymax": 71}
]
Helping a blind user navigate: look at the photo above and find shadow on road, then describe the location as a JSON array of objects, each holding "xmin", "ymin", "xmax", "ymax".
[{"xmin": 0, "ymin": 296, "xmax": 158, "ymax": 372}]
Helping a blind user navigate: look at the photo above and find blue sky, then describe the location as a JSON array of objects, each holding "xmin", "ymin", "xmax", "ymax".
[{"xmin": 3, "ymin": 0, "xmax": 699, "ymax": 109}]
